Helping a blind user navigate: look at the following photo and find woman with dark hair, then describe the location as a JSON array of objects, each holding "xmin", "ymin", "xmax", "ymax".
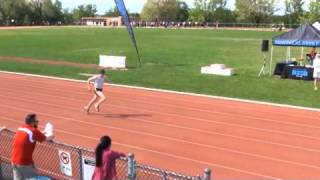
[
  {"xmin": 84, "ymin": 69, "xmax": 109, "ymax": 113},
  {"xmin": 92, "ymin": 136, "xmax": 126, "ymax": 180}
]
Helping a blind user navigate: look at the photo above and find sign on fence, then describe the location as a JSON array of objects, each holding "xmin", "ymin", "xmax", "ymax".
[
  {"xmin": 82, "ymin": 156, "xmax": 95, "ymax": 180},
  {"xmin": 58, "ymin": 150, "xmax": 73, "ymax": 176}
]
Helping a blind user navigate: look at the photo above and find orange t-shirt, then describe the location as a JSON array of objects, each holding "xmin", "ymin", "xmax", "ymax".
[{"xmin": 12, "ymin": 124, "xmax": 46, "ymax": 165}]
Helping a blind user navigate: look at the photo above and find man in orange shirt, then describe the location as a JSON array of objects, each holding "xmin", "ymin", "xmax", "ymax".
[{"xmin": 11, "ymin": 113, "xmax": 54, "ymax": 180}]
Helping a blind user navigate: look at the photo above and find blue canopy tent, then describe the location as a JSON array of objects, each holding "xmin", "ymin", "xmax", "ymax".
[{"xmin": 270, "ymin": 24, "xmax": 320, "ymax": 75}]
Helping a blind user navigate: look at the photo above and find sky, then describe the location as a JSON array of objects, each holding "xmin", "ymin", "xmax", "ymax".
[{"xmin": 59, "ymin": 0, "xmax": 311, "ymax": 15}]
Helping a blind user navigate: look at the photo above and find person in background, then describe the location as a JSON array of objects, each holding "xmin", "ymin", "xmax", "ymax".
[
  {"xmin": 92, "ymin": 135, "xmax": 126, "ymax": 180},
  {"xmin": 308, "ymin": 47, "xmax": 317, "ymax": 64},
  {"xmin": 11, "ymin": 113, "xmax": 54, "ymax": 180},
  {"xmin": 313, "ymin": 53, "xmax": 320, "ymax": 90}
]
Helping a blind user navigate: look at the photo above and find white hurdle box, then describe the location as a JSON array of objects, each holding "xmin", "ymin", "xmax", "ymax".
[
  {"xmin": 201, "ymin": 64, "xmax": 234, "ymax": 76},
  {"xmin": 99, "ymin": 55, "xmax": 126, "ymax": 69}
]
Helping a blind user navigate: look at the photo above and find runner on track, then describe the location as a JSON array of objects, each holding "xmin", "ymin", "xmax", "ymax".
[{"xmin": 84, "ymin": 69, "xmax": 107, "ymax": 113}]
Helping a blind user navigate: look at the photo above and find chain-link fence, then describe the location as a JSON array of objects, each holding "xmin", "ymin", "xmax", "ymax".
[
  {"xmin": 135, "ymin": 164, "xmax": 205, "ymax": 180},
  {"xmin": 0, "ymin": 129, "xmax": 211, "ymax": 180}
]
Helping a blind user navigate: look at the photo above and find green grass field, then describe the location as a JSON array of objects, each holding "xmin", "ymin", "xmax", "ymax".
[{"xmin": 0, "ymin": 27, "xmax": 318, "ymax": 108}]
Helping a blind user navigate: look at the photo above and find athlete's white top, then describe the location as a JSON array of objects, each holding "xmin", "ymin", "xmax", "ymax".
[{"xmin": 93, "ymin": 75, "xmax": 105, "ymax": 89}]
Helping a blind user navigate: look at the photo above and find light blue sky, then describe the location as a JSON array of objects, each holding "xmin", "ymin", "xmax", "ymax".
[
  {"xmin": 60, "ymin": 0, "xmax": 234, "ymax": 13},
  {"xmin": 59, "ymin": 0, "xmax": 311, "ymax": 15}
]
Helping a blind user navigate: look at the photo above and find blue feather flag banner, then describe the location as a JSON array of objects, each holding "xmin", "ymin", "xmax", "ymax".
[{"xmin": 114, "ymin": 0, "xmax": 142, "ymax": 66}]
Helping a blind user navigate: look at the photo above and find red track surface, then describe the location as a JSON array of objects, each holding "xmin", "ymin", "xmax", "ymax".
[{"xmin": 1, "ymin": 72, "xmax": 320, "ymax": 179}]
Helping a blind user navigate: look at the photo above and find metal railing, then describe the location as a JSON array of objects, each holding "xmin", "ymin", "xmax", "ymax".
[
  {"xmin": 124, "ymin": 21, "xmax": 300, "ymax": 30},
  {"xmin": 0, "ymin": 129, "xmax": 211, "ymax": 180}
]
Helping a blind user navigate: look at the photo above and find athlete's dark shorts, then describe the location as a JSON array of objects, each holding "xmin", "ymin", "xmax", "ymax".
[{"xmin": 96, "ymin": 88, "xmax": 103, "ymax": 92}]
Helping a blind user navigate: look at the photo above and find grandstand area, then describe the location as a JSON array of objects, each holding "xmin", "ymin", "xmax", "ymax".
[{"xmin": 0, "ymin": 71, "xmax": 320, "ymax": 179}]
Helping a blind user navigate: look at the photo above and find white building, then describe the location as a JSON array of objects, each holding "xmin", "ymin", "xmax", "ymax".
[{"xmin": 81, "ymin": 17, "xmax": 123, "ymax": 27}]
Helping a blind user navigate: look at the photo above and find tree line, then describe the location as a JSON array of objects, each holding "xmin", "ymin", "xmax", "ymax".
[
  {"xmin": 0, "ymin": 0, "xmax": 319, "ymax": 26},
  {"xmin": 141, "ymin": 0, "xmax": 320, "ymax": 25},
  {"xmin": 0, "ymin": 0, "xmax": 97, "ymax": 25}
]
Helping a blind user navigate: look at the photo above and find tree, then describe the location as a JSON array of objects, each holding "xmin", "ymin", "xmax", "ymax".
[
  {"xmin": 72, "ymin": 4, "xmax": 97, "ymax": 20},
  {"xmin": 235, "ymin": 0, "xmax": 276, "ymax": 23},
  {"xmin": 189, "ymin": 7, "xmax": 205, "ymax": 21},
  {"xmin": 42, "ymin": 0, "xmax": 55, "ymax": 23},
  {"xmin": 27, "ymin": 0, "xmax": 44, "ymax": 24},
  {"xmin": 129, "ymin": 13, "xmax": 141, "ymax": 22},
  {"xmin": 284, "ymin": 0, "xmax": 304, "ymax": 25},
  {"xmin": 0, "ymin": 0, "xmax": 29, "ymax": 25},
  {"xmin": 140, "ymin": 0, "xmax": 158, "ymax": 21},
  {"xmin": 12, "ymin": 0, "xmax": 30, "ymax": 25},
  {"xmin": 305, "ymin": 0, "xmax": 320, "ymax": 23},
  {"xmin": 213, "ymin": 8, "xmax": 235, "ymax": 22},
  {"xmin": 177, "ymin": 1, "xmax": 189, "ymax": 22},
  {"xmin": 52, "ymin": 0, "xmax": 64, "ymax": 24},
  {"xmin": 0, "ymin": 0, "xmax": 12, "ymax": 24},
  {"xmin": 62, "ymin": 9, "xmax": 73, "ymax": 24},
  {"xmin": 140, "ymin": 0, "xmax": 180, "ymax": 21},
  {"xmin": 22, "ymin": 0, "xmax": 63, "ymax": 25},
  {"xmin": 104, "ymin": 7, "xmax": 120, "ymax": 17},
  {"xmin": 189, "ymin": 0, "xmax": 227, "ymax": 22}
]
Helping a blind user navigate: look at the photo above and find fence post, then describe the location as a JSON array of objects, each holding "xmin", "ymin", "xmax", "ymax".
[
  {"xmin": 0, "ymin": 130, "xmax": 4, "ymax": 180},
  {"xmin": 0, "ymin": 165, "xmax": 2, "ymax": 180},
  {"xmin": 0, "ymin": 164, "xmax": 2, "ymax": 180},
  {"xmin": 203, "ymin": 168, "xmax": 211, "ymax": 180},
  {"xmin": 78, "ymin": 148, "xmax": 84, "ymax": 180},
  {"xmin": 162, "ymin": 171, "xmax": 167, "ymax": 180},
  {"xmin": 127, "ymin": 153, "xmax": 136, "ymax": 180},
  {"xmin": 0, "ymin": 158, "xmax": 2, "ymax": 180}
]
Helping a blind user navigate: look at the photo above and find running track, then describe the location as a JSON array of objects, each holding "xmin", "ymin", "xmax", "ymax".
[{"xmin": 0, "ymin": 71, "xmax": 320, "ymax": 179}]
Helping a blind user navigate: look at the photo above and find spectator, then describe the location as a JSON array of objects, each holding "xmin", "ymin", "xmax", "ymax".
[
  {"xmin": 12, "ymin": 113, "xmax": 54, "ymax": 180},
  {"xmin": 313, "ymin": 54, "xmax": 320, "ymax": 90},
  {"xmin": 92, "ymin": 135, "xmax": 125, "ymax": 180},
  {"xmin": 307, "ymin": 47, "xmax": 317, "ymax": 64}
]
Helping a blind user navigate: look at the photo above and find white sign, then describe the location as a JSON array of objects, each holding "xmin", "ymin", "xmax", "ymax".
[
  {"xmin": 58, "ymin": 150, "xmax": 72, "ymax": 176},
  {"xmin": 44, "ymin": 122, "xmax": 54, "ymax": 137},
  {"xmin": 201, "ymin": 64, "xmax": 234, "ymax": 76},
  {"xmin": 99, "ymin": 55, "xmax": 126, "ymax": 68},
  {"xmin": 82, "ymin": 157, "xmax": 96, "ymax": 180}
]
